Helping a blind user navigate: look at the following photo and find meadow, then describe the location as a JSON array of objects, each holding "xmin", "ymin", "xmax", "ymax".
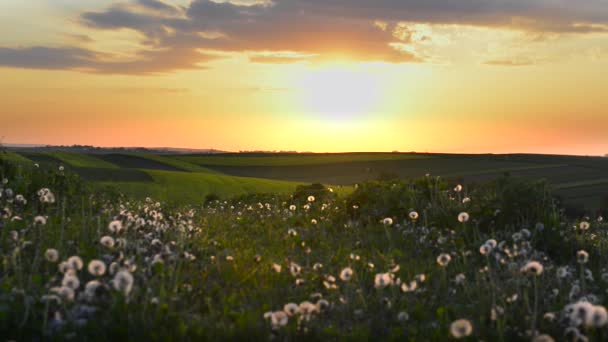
[{"xmin": 1, "ymin": 150, "xmax": 608, "ymax": 341}]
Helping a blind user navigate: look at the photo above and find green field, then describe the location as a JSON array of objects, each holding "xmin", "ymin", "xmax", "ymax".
[
  {"xmin": 174, "ymin": 152, "xmax": 432, "ymax": 166},
  {"xmin": 97, "ymin": 170, "xmax": 304, "ymax": 203},
  {"xmin": 10, "ymin": 151, "xmax": 608, "ymax": 211}
]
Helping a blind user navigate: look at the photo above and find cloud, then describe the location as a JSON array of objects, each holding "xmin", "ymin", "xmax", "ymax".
[
  {"xmin": 0, "ymin": 45, "xmax": 219, "ymax": 75},
  {"xmin": 1, "ymin": 0, "xmax": 607, "ymax": 74},
  {"xmin": 483, "ymin": 58, "xmax": 537, "ymax": 66},
  {"xmin": 0, "ymin": 47, "xmax": 95, "ymax": 70}
]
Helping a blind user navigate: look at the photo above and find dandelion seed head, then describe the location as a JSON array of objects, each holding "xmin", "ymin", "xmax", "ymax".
[
  {"xmin": 577, "ymin": 250, "xmax": 589, "ymax": 264},
  {"xmin": 340, "ymin": 267, "xmax": 353, "ymax": 281},
  {"xmin": 450, "ymin": 319, "xmax": 473, "ymax": 339},
  {"xmin": 283, "ymin": 303, "xmax": 299, "ymax": 316},
  {"xmin": 521, "ymin": 261, "xmax": 544, "ymax": 276},
  {"xmin": 100, "ymin": 236, "xmax": 115, "ymax": 248},
  {"xmin": 88, "ymin": 260, "xmax": 107, "ymax": 277},
  {"xmin": 458, "ymin": 212, "xmax": 470, "ymax": 223},
  {"xmin": 34, "ymin": 215, "xmax": 47, "ymax": 225},
  {"xmin": 45, "ymin": 249, "xmax": 59, "ymax": 263},
  {"xmin": 112, "ymin": 270, "xmax": 134, "ymax": 296},
  {"xmin": 374, "ymin": 273, "xmax": 393, "ymax": 289},
  {"xmin": 67, "ymin": 256, "xmax": 83, "ymax": 271},
  {"xmin": 409, "ymin": 211, "xmax": 419, "ymax": 220},
  {"xmin": 437, "ymin": 253, "xmax": 451, "ymax": 267}
]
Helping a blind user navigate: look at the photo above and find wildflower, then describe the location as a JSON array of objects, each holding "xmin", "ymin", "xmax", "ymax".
[
  {"xmin": 397, "ymin": 311, "xmax": 409, "ymax": 322},
  {"xmin": 570, "ymin": 301, "xmax": 594, "ymax": 326},
  {"xmin": 462, "ymin": 197, "xmax": 471, "ymax": 204},
  {"xmin": 485, "ymin": 239, "xmax": 497, "ymax": 248},
  {"xmin": 579, "ymin": 221, "xmax": 590, "ymax": 230},
  {"xmin": 454, "ymin": 184, "xmax": 463, "ymax": 193},
  {"xmin": 340, "ymin": 267, "xmax": 353, "ymax": 281},
  {"xmin": 270, "ymin": 311, "xmax": 289, "ymax": 330},
  {"xmin": 454, "ymin": 273, "xmax": 466, "ymax": 285},
  {"xmin": 307, "ymin": 195, "xmax": 315, "ymax": 203},
  {"xmin": 409, "ymin": 211, "xmax": 419, "ymax": 220},
  {"xmin": 272, "ymin": 263, "xmax": 282, "ymax": 273},
  {"xmin": 67, "ymin": 256, "xmax": 84, "ymax": 271},
  {"xmin": 383, "ymin": 217, "xmax": 393, "ymax": 226},
  {"xmin": 45, "ymin": 249, "xmax": 59, "ymax": 263},
  {"xmin": 521, "ymin": 261, "xmax": 544, "ymax": 276},
  {"xmin": 108, "ymin": 220, "xmax": 123, "ymax": 233},
  {"xmin": 287, "ymin": 228, "xmax": 298, "ymax": 237},
  {"xmin": 62, "ymin": 274, "xmax": 80, "ymax": 290},
  {"xmin": 374, "ymin": 273, "xmax": 393, "ymax": 289},
  {"xmin": 479, "ymin": 244, "xmax": 492, "ymax": 255},
  {"xmin": 289, "ymin": 204, "xmax": 296, "ymax": 211},
  {"xmin": 437, "ymin": 253, "xmax": 451, "ymax": 267},
  {"xmin": 50, "ymin": 286, "xmax": 75, "ymax": 302},
  {"xmin": 112, "ymin": 270, "xmax": 134, "ymax": 296},
  {"xmin": 577, "ymin": 250, "xmax": 589, "ymax": 264},
  {"xmin": 544, "ymin": 312, "xmax": 556, "ymax": 322},
  {"xmin": 225, "ymin": 255, "xmax": 234, "ymax": 262},
  {"xmin": 401, "ymin": 280, "xmax": 418, "ymax": 293},
  {"xmin": 88, "ymin": 260, "xmax": 107, "ymax": 277},
  {"xmin": 33, "ymin": 215, "xmax": 47, "ymax": 225},
  {"xmin": 299, "ymin": 301, "xmax": 318, "ymax": 316},
  {"xmin": 590, "ymin": 305, "xmax": 608, "ymax": 327},
  {"xmin": 458, "ymin": 212, "xmax": 470, "ymax": 223},
  {"xmin": 313, "ymin": 262, "xmax": 323, "ymax": 271},
  {"xmin": 254, "ymin": 254, "xmax": 262, "ymax": 263},
  {"xmin": 58, "ymin": 165, "xmax": 64, "ymax": 171},
  {"xmin": 284, "ymin": 303, "xmax": 299, "ymax": 316},
  {"xmin": 557, "ymin": 267, "xmax": 570, "ymax": 278},
  {"xmin": 84, "ymin": 280, "xmax": 102, "ymax": 300},
  {"xmin": 311, "ymin": 218, "xmax": 317, "ymax": 225},
  {"xmin": 38, "ymin": 188, "xmax": 55, "ymax": 204},
  {"xmin": 450, "ymin": 319, "xmax": 473, "ymax": 339},
  {"xmin": 100, "ymin": 236, "xmax": 115, "ymax": 248},
  {"xmin": 289, "ymin": 262, "xmax": 301, "ymax": 276}
]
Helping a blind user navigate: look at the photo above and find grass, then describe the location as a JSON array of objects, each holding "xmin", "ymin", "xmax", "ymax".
[
  {"xmin": 127, "ymin": 153, "xmax": 219, "ymax": 173},
  {"xmin": 174, "ymin": 153, "xmax": 432, "ymax": 166},
  {"xmin": 96, "ymin": 170, "xmax": 305, "ymax": 203},
  {"xmin": 2, "ymin": 156, "xmax": 608, "ymax": 341},
  {"xmin": 0, "ymin": 151, "xmax": 33, "ymax": 164},
  {"xmin": 47, "ymin": 152, "xmax": 120, "ymax": 169}
]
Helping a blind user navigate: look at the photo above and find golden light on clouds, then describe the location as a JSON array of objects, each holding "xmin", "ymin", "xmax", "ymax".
[{"xmin": 0, "ymin": 0, "xmax": 607, "ymax": 154}]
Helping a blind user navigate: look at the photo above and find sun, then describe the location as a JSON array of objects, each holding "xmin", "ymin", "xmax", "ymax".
[{"xmin": 292, "ymin": 62, "xmax": 387, "ymax": 121}]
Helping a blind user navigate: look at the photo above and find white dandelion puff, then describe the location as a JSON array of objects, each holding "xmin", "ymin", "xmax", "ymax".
[
  {"xmin": 450, "ymin": 319, "xmax": 473, "ymax": 339},
  {"xmin": 45, "ymin": 249, "xmax": 59, "ymax": 263},
  {"xmin": 340, "ymin": 267, "xmax": 353, "ymax": 281},
  {"xmin": 112, "ymin": 270, "xmax": 134, "ymax": 296},
  {"xmin": 458, "ymin": 212, "xmax": 470, "ymax": 223},
  {"xmin": 87, "ymin": 260, "xmax": 107, "ymax": 277},
  {"xmin": 437, "ymin": 253, "xmax": 452, "ymax": 267}
]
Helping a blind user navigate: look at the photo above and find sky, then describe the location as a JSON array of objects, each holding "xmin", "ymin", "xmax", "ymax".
[{"xmin": 1, "ymin": 0, "xmax": 607, "ymax": 155}]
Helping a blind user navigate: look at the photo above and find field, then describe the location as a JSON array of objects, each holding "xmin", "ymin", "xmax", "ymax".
[
  {"xmin": 1, "ymin": 154, "xmax": 608, "ymax": 341},
  {"xmin": 9, "ymin": 150, "xmax": 608, "ymax": 212}
]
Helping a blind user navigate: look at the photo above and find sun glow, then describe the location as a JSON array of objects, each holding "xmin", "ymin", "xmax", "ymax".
[{"xmin": 291, "ymin": 63, "xmax": 388, "ymax": 121}]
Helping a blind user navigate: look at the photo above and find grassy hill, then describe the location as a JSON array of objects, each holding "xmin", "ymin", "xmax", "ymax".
[{"xmin": 9, "ymin": 150, "xmax": 608, "ymax": 212}]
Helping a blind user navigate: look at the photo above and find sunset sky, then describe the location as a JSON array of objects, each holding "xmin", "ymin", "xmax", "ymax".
[{"xmin": 1, "ymin": 0, "xmax": 607, "ymax": 154}]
